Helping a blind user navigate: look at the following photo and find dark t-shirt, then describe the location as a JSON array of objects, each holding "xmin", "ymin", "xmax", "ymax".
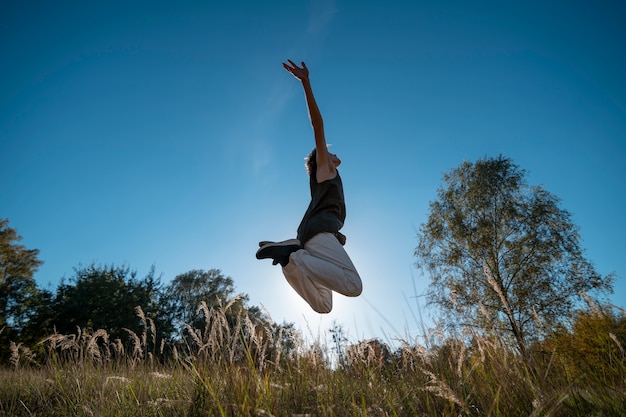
[{"xmin": 297, "ymin": 172, "xmax": 346, "ymax": 245}]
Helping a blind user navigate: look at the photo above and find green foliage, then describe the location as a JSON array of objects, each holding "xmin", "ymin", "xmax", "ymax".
[
  {"xmin": 161, "ymin": 269, "xmax": 254, "ymax": 347},
  {"xmin": 415, "ymin": 156, "xmax": 614, "ymax": 355},
  {"xmin": 0, "ymin": 218, "xmax": 44, "ymax": 359},
  {"xmin": 163, "ymin": 269, "xmax": 240, "ymax": 327},
  {"xmin": 48, "ymin": 263, "xmax": 170, "ymax": 345},
  {"xmin": 0, "ymin": 218, "xmax": 284, "ymax": 364},
  {"xmin": 546, "ymin": 304, "xmax": 626, "ymax": 386}
]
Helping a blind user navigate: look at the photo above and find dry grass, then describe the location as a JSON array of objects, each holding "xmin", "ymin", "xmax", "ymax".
[{"xmin": 1, "ymin": 301, "xmax": 624, "ymax": 417}]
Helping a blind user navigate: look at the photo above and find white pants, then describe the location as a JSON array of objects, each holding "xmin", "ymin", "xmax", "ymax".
[{"xmin": 282, "ymin": 232, "xmax": 362, "ymax": 313}]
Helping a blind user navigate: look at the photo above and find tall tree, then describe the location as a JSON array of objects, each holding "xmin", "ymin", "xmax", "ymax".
[
  {"xmin": 414, "ymin": 156, "xmax": 613, "ymax": 356},
  {"xmin": 0, "ymin": 218, "xmax": 43, "ymax": 356}
]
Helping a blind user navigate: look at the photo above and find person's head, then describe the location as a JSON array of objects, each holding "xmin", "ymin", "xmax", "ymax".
[
  {"xmin": 305, "ymin": 147, "xmax": 341, "ymax": 176},
  {"xmin": 305, "ymin": 148, "xmax": 317, "ymax": 175}
]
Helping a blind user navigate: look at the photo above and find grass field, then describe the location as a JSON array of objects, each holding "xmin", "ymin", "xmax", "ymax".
[{"xmin": 2, "ymin": 304, "xmax": 624, "ymax": 416}]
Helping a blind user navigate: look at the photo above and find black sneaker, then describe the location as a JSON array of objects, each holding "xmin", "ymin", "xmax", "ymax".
[
  {"xmin": 257, "ymin": 239, "xmax": 300, "ymax": 249},
  {"xmin": 256, "ymin": 239, "xmax": 301, "ymax": 266}
]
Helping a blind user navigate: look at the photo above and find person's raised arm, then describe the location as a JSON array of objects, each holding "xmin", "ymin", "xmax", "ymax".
[{"xmin": 283, "ymin": 60, "xmax": 335, "ymax": 180}]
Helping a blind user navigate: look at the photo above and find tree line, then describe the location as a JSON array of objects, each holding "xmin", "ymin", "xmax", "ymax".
[
  {"xmin": 1, "ymin": 220, "xmax": 294, "ymax": 361},
  {"xmin": 1, "ymin": 155, "xmax": 622, "ymax": 366}
]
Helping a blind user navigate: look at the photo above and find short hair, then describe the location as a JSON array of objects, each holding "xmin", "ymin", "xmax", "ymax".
[{"xmin": 305, "ymin": 148, "xmax": 317, "ymax": 176}]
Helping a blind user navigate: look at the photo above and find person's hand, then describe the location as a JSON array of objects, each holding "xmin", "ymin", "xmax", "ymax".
[{"xmin": 282, "ymin": 59, "xmax": 309, "ymax": 82}]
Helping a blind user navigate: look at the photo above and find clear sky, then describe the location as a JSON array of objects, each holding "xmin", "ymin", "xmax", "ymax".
[{"xmin": 2, "ymin": 0, "xmax": 625, "ymax": 345}]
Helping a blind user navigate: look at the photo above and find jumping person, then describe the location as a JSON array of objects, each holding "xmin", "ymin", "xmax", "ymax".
[{"xmin": 255, "ymin": 60, "xmax": 363, "ymax": 314}]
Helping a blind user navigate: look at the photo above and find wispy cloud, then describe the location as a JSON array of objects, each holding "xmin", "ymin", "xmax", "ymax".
[
  {"xmin": 308, "ymin": 0, "xmax": 338, "ymax": 35},
  {"xmin": 223, "ymin": 78, "xmax": 295, "ymax": 177}
]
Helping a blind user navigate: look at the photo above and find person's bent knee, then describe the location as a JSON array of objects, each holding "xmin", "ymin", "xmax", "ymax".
[
  {"xmin": 310, "ymin": 299, "xmax": 333, "ymax": 314},
  {"xmin": 347, "ymin": 282, "xmax": 362, "ymax": 297},
  {"xmin": 344, "ymin": 272, "xmax": 363, "ymax": 297}
]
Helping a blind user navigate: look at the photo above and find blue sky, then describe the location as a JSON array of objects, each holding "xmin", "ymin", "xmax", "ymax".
[{"xmin": 2, "ymin": 0, "xmax": 625, "ymax": 344}]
